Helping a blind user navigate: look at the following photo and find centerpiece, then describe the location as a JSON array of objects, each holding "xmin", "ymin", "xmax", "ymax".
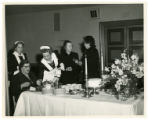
[
  {"xmin": 42, "ymin": 68, "xmax": 65, "ymax": 95},
  {"xmin": 101, "ymin": 49, "xmax": 144, "ymax": 101}
]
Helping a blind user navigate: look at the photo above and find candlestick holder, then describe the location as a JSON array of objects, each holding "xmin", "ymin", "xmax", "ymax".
[
  {"xmin": 83, "ymin": 87, "xmax": 92, "ymax": 98},
  {"xmin": 82, "ymin": 80, "xmax": 92, "ymax": 98},
  {"xmin": 82, "ymin": 54, "xmax": 92, "ymax": 98}
]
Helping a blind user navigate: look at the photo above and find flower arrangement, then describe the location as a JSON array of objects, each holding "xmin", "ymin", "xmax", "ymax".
[
  {"xmin": 102, "ymin": 49, "xmax": 144, "ymax": 100},
  {"xmin": 42, "ymin": 68, "xmax": 61, "ymax": 88}
]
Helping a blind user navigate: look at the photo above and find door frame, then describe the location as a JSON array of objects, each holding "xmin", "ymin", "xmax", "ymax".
[{"xmin": 99, "ymin": 19, "xmax": 143, "ymax": 66}]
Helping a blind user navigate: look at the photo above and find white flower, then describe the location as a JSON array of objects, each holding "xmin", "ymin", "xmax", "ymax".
[
  {"xmin": 121, "ymin": 53, "xmax": 127, "ymax": 59},
  {"xmin": 115, "ymin": 79, "xmax": 123, "ymax": 91},
  {"xmin": 115, "ymin": 84, "xmax": 120, "ymax": 91},
  {"xmin": 121, "ymin": 75, "xmax": 127, "ymax": 79},
  {"xmin": 131, "ymin": 54, "xmax": 138, "ymax": 60},
  {"xmin": 131, "ymin": 54, "xmax": 139, "ymax": 64},
  {"xmin": 131, "ymin": 69, "xmax": 137, "ymax": 75},
  {"xmin": 118, "ymin": 69, "xmax": 123, "ymax": 75},
  {"xmin": 115, "ymin": 59, "xmax": 121, "ymax": 65},
  {"xmin": 111, "ymin": 64, "xmax": 116, "ymax": 69},
  {"xmin": 136, "ymin": 72, "xmax": 144, "ymax": 78},
  {"xmin": 139, "ymin": 63, "xmax": 144, "ymax": 72},
  {"xmin": 122, "ymin": 78, "xmax": 128, "ymax": 85},
  {"xmin": 102, "ymin": 75, "xmax": 110, "ymax": 79},
  {"xmin": 104, "ymin": 67, "xmax": 110, "ymax": 72},
  {"xmin": 111, "ymin": 71, "xmax": 116, "ymax": 77}
]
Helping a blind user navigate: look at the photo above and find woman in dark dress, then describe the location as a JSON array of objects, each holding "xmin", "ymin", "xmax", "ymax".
[
  {"xmin": 81, "ymin": 36, "xmax": 100, "ymax": 78},
  {"xmin": 11, "ymin": 60, "xmax": 37, "ymax": 102},
  {"xmin": 60, "ymin": 40, "xmax": 81, "ymax": 85},
  {"xmin": 8, "ymin": 41, "xmax": 28, "ymax": 80}
]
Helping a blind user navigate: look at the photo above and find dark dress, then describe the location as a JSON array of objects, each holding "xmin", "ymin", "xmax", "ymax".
[
  {"xmin": 60, "ymin": 52, "xmax": 81, "ymax": 85},
  {"xmin": 7, "ymin": 51, "xmax": 28, "ymax": 115},
  {"xmin": 11, "ymin": 72, "xmax": 37, "ymax": 102},
  {"xmin": 8, "ymin": 51, "xmax": 28, "ymax": 81},
  {"xmin": 82, "ymin": 47, "xmax": 100, "ymax": 78}
]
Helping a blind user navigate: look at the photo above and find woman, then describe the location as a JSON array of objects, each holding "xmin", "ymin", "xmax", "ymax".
[
  {"xmin": 81, "ymin": 36, "xmax": 100, "ymax": 78},
  {"xmin": 8, "ymin": 41, "xmax": 28, "ymax": 80},
  {"xmin": 38, "ymin": 46, "xmax": 62, "ymax": 86},
  {"xmin": 11, "ymin": 60, "xmax": 37, "ymax": 102},
  {"xmin": 60, "ymin": 40, "xmax": 81, "ymax": 85},
  {"xmin": 7, "ymin": 41, "xmax": 28, "ymax": 115}
]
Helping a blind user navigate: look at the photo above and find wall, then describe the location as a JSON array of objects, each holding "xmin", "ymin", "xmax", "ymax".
[{"xmin": 6, "ymin": 4, "xmax": 143, "ymax": 63}]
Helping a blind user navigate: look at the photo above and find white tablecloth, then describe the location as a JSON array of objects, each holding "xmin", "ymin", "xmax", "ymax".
[{"xmin": 14, "ymin": 91, "xmax": 144, "ymax": 116}]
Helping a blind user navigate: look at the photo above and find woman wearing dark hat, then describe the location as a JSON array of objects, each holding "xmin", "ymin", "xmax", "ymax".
[
  {"xmin": 38, "ymin": 46, "xmax": 63, "ymax": 85},
  {"xmin": 7, "ymin": 41, "xmax": 28, "ymax": 115},
  {"xmin": 60, "ymin": 40, "xmax": 81, "ymax": 85},
  {"xmin": 81, "ymin": 36, "xmax": 100, "ymax": 78}
]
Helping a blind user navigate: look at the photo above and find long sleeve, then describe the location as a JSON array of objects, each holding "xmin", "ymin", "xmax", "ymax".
[{"xmin": 83, "ymin": 48, "xmax": 100, "ymax": 78}]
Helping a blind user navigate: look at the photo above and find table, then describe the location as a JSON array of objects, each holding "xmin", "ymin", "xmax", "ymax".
[{"xmin": 14, "ymin": 91, "xmax": 144, "ymax": 116}]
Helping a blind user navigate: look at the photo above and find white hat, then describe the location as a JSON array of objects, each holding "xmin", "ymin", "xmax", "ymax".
[
  {"xmin": 14, "ymin": 41, "xmax": 24, "ymax": 45},
  {"xmin": 40, "ymin": 46, "xmax": 50, "ymax": 50}
]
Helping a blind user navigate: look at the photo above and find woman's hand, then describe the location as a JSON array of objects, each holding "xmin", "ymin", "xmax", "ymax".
[
  {"xmin": 78, "ymin": 61, "xmax": 82, "ymax": 66},
  {"xmin": 59, "ymin": 63, "xmax": 65, "ymax": 71},
  {"xmin": 36, "ymin": 79, "xmax": 42, "ymax": 86},
  {"xmin": 74, "ymin": 59, "xmax": 79, "ymax": 64},
  {"xmin": 66, "ymin": 67, "xmax": 72, "ymax": 71},
  {"xmin": 21, "ymin": 82, "xmax": 30, "ymax": 89}
]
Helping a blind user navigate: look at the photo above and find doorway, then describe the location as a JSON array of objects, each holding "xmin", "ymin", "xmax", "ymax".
[{"xmin": 100, "ymin": 19, "xmax": 143, "ymax": 66}]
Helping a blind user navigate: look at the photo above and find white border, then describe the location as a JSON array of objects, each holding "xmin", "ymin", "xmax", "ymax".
[{"xmin": 0, "ymin": 0, "xmax": 148, "ymax": 120}]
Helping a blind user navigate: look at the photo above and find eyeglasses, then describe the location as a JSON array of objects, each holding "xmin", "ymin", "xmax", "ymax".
[{"xmin": 23, "ymin": 65, "xmax": 31, "ymax": 68}]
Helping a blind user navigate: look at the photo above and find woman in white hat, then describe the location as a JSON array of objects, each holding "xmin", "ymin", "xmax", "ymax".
[
  {"xmin": 38, "ymin": 46, "xmax": 64, "ymax": 86},
  {"xmin": 8, "ymin": 41, "xmax": 28, "ymax": 78}
]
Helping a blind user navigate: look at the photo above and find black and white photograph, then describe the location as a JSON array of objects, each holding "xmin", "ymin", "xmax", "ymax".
[{"xmin": 1, "ymin": 1, "xmax": 146, "ymax": 118}]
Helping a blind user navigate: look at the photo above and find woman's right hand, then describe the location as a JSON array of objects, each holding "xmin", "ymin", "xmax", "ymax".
[
  {"xmin": 78, "ymin": 61, "xmax": 82, "ymax": 66},
  {"xmin": 66, "ymin": 67, "xmax": 72, "ymax": 71},
  {"xmin": 21, "ymin": 82, "xmax": 30, "ymax": 89},
  {"xmin": 36, "ymin": 79, "xmax": 42, "ymax": 86}
]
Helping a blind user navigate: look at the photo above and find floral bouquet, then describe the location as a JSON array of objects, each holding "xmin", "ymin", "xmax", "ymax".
[
  {"xmin": 102, "ymin": 49, "xmax": 144, "ymax": 100},
  {"xmin": 42, "ymin": 68, "xmax": 61, "ymax": 88}
]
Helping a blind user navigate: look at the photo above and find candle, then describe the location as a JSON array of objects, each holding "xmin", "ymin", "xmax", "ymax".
[
  {"xmin": 85, "ymin": 55, "xmax": 88, "ymax": 78},
  {"xmin": 85, "ymin": 54, "xmax": 88, "ymax": 88},
  {"xmin": 101, "ymin": 51, "xmax": 104, "ymax": 73}
]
